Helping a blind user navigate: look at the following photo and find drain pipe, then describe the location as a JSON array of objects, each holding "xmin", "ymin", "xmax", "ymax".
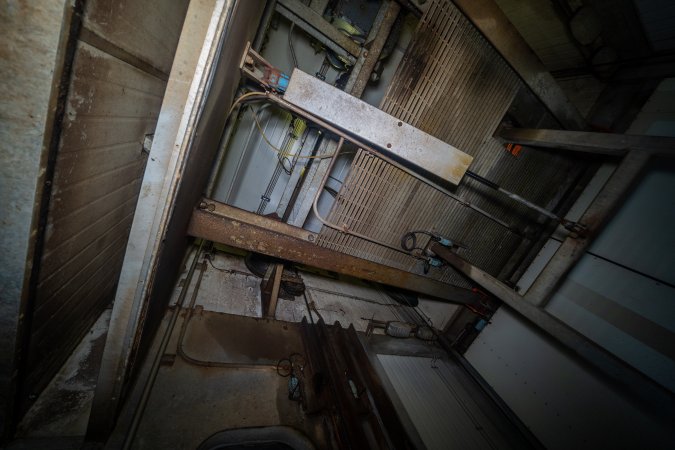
[{"xmin": 122, "ymin": 240, "xmax": 205, "ymax": 449}]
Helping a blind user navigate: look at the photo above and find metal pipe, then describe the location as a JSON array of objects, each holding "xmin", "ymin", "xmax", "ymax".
[
  {"xmin": 310, "ymin": 138, "xmax": 421, "ymax": 257},
  {"xmin": 252, "ymin": 0, "xmax": 277, "ymax": 52},
  {"xmin": 464, "ymin": 170, "xmax": 561, "ymax": 221},
  {"xmin": 206, "ymin": 98, "xmax": 243, "ymax": 197},
  {"xmin": 176, "ymin": 252, "xmax": 275, "ymax": 370},
  {"xmin": 122, "ymin": 241, "xmax": 205, "ymax": 449}
]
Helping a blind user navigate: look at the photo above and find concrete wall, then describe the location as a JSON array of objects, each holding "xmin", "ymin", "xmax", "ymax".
[{"xmin": 0, "ymin": 0, "xmax": 69, "ymax": 436}]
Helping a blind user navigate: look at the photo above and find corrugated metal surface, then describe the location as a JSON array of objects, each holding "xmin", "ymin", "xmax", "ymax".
[
  {"xmin": 317, "ymin": 0, "xmax": 582, "ymax": 286},
  {"xmin": 378, "ymin": 354, "xmax": 513, "ymax": 450},
  {"xmin": 26, "ymin": 0, "xmax": 188, "ymax": 399}
]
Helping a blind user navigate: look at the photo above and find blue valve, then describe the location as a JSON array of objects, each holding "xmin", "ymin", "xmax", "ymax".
[{"xmin": 437, "ymin": 237, "xmax": 453, "ymax": 247}]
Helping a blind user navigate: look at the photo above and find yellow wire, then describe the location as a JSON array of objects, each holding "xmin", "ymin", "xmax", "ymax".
[
  {"xmin": 227, "ymin": 91, "xmax": 339, "ymax": 160},
  {"xmin": 227, "ymin": 91, "xmax": 266, "ymax": 118},
  {"xmin": 250, "ymin": 107, "xmax": 336, "ymax": 159}
]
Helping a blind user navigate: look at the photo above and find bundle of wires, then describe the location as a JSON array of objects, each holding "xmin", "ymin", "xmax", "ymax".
[{"xmin": 400, "ymin": 230, "xmax": 438, "ymax": 254}]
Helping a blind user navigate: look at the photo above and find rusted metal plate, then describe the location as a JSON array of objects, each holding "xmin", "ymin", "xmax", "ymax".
[
  {"xmin": 181, "ymin": 311, "xmax": 304, "ymax": 367},
  {"xmin": 187, "ymin": 199, "xmax": 480, "ymax": 305},
  {"xmin": 300, "ymin": 319, "xmax": 415, "ymax": 449},
  {"xmin": 284, "ymin": 69, "xmax": 473, "ymax": 185}
]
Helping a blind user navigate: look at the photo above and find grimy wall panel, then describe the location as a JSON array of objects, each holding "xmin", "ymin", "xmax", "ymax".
[
  {"xmin": 24, "ymin": 0, "xmax": 189, "ymax": 405},
  {"xmin": 0, "ymin": 0, "xmax": 69, "ymax": 435}
]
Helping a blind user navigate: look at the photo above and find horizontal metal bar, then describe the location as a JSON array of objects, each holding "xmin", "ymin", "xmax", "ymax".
[
  {"xmin": 451, "ymin": 0, "xmax": 585, "ymax": 130},
  {"xmin": 188, "ymin": 199, "xmax": 480, "ymax": 305},
  {"xmin": 276, "ymin": 0, "xmax": 360, "ymax": 60},
  {"xmin": 284, "ymin": 69, "xmax": 473, "ymax": 185},
  {"xmin": 500, "ymin": 127, "xmax": 675, "ymax": 157},
  {"xmin": 430, "ymin": 242, "xmax": 675, "ymax": 418},
  {"xmin": 247, "ymin": 91, "xmax": 517, "ymax": 233}
]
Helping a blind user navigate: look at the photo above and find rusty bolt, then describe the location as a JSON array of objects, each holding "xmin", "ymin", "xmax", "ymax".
[
  {"xmin": 386, "ymin": 143, "xmax": 392, "ymax": 149},
  {"xmin": 308, "ymin": 234, "xmax": 315, "ymax": 242},
  {"xmin": 398, "ymin": 121, "xmax": 402, "ymax": 127}
]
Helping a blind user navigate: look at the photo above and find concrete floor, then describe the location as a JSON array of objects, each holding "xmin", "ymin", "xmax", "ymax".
[
  {"xmin": 110, "ymin": 312, "xmax": 329, "ymax": 449},
  {"xmin": 108, "ymin": 249, "xmax": 463, "ymax": 449},
  {"xmin": 16, "ymin": 249, "xmax": 464, "ymax": 448}
]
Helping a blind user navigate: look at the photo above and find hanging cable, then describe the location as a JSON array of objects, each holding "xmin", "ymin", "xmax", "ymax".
[
  {"xmin": 400, "ymin": 230, "xmax": 437, "ymax": 253},
  {"xmin": 250, "ymin": 106, "xmax": 336, "ymax": 159},
  {"xmin": 288, "ymin": 22, "xmax": 299, "ymax": 69}
]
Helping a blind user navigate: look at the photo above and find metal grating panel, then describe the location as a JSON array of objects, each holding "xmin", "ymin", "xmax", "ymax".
[{"xmin": 317, "ymin": 0, "xmax": 581, "ymax": 286}]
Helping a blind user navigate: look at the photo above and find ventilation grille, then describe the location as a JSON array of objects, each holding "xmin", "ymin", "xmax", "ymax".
[{"xmin": 317, "ymin": 0, "xmax": 580, "ymax": 287}]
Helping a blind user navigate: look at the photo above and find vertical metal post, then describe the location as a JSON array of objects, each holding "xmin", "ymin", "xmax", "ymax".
[
  {"xmin": 286, "ymin": 0, "xmax": 401, "ymax": 227},
  {"xmin": 260, "ymin": 263, "xmax": 284, "ymax": 318},
  {"xmin": 525, "ymin": 150, "xmax": 650, "ymax": 306}
]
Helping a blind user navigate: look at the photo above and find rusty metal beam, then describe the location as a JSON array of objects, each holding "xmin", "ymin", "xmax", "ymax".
[
  {"xmin": 345, "ymin": 0, "xmax": 401, "ymax": 97},
  {"xmin": 275, "ymin": 0, "xmax": 360, "ymax": 60},
  {"xmin": 260, "ymin": 263, "xmax": 283, "ymax": 318},
  {"xmin": 430, "ymin": 242, "xmax": 675, "ymax": 417},
  {"xmin": 188, "ymin": 199, "xmax": 479, "ymax": 305},
  {"xmin": 500, "ymin": 128, "xmax": 675, "ymax": 157}
]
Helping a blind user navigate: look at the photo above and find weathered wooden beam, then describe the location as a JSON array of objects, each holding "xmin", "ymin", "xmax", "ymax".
[{"xmin": 188, "ymin": 199, "xmax": 480, "ymax": 305}]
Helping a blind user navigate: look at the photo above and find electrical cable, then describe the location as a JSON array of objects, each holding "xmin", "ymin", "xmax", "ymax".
[
  {"xmin": 226, "ymin": 91, "xmax": 266, "ymax": 118},
  {"xmin": 250, "ymin": 106, "xmax": 337, "ymax": 159},
  {"xmin": 288, "ymin": 22, "xmax": 299, "ymax": 69},
  {"xmin": 400, "ymin": 230, "xmax": 436, "ymax": 253}
]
